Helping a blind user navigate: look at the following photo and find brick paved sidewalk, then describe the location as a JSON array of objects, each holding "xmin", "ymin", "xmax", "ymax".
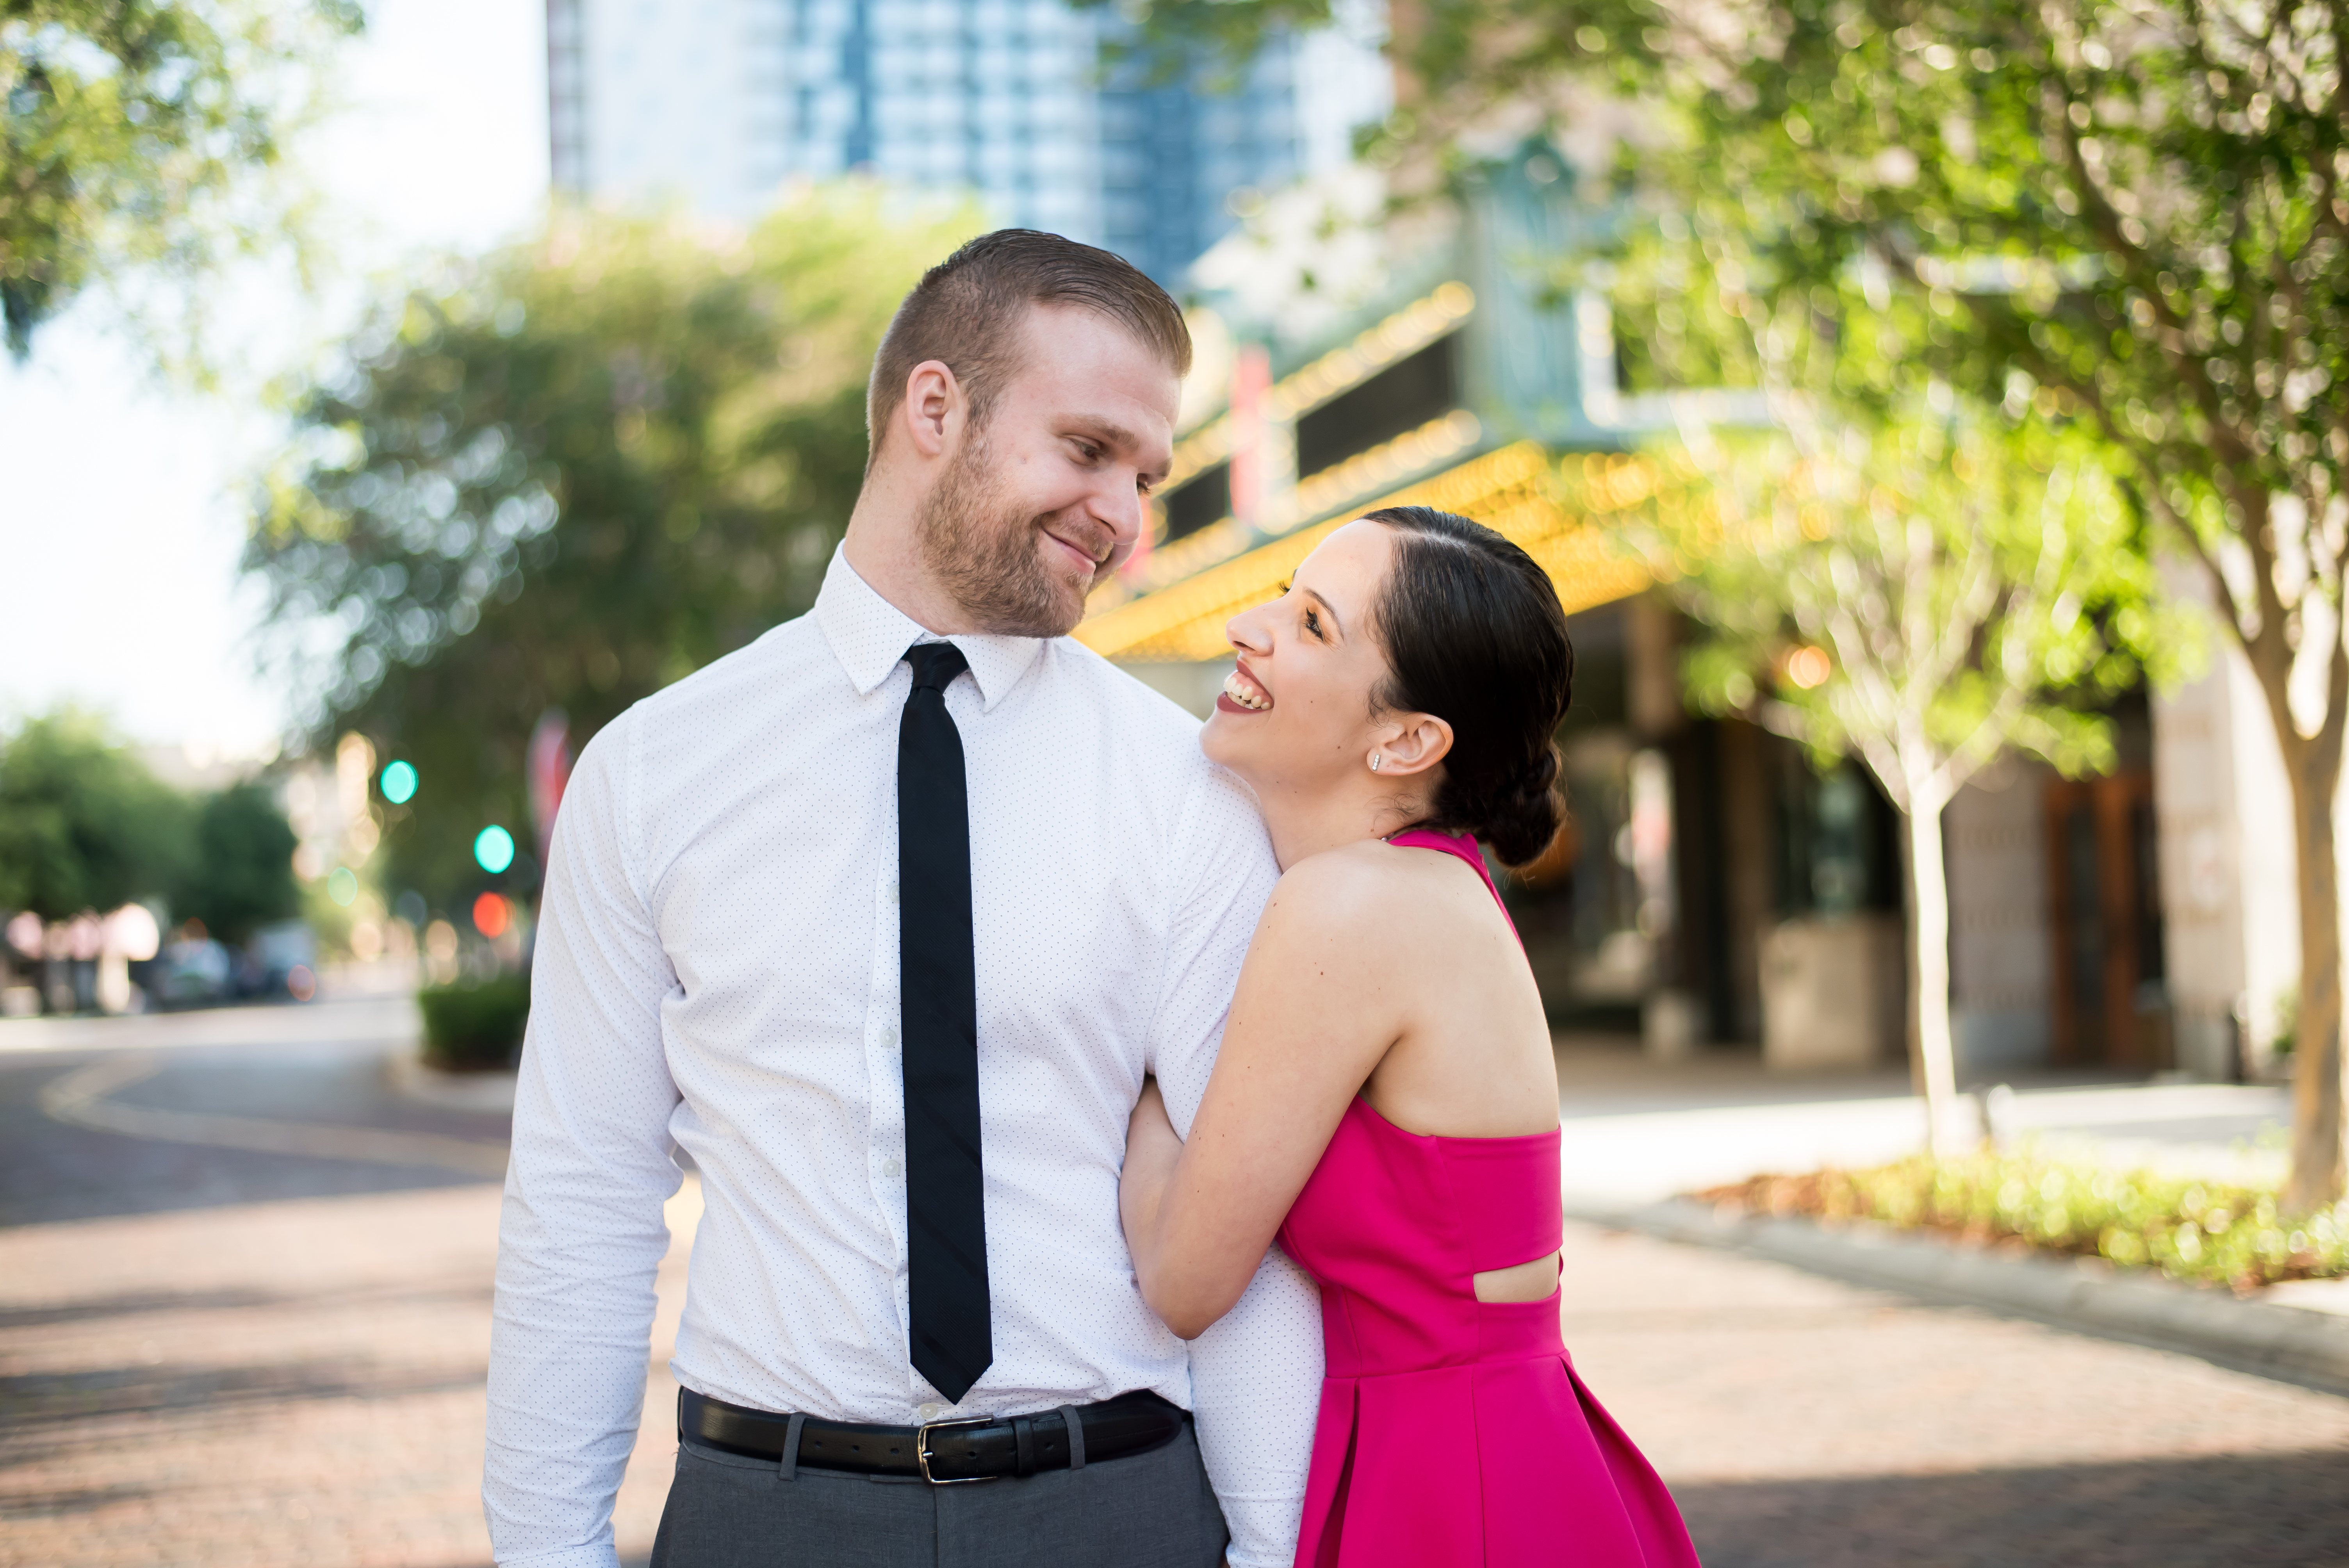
[
  {"xmin": 1560, "ymin": 1225, "xmax": 2349, "ymax": 1567},
  {"xmin": 5, "ymin": 1185, "xmax": 2348, "ymax": 1567},
  {"xmin": 0, "ymin": 1180, "xmax": 695, "ymax": 1568}
]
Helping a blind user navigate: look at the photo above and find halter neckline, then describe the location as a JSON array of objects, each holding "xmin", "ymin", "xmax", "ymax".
[{"xmin": 1384, "ymin": 827, "xmax": 1519, "ymax": 942}]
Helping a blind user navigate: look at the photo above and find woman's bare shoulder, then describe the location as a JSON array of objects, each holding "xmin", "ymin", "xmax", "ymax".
[
  {"xmin": 1235, "ymin": 844, "xmax": 1430, "ymax": 1042},
  {"xmin": 1272, "ymin": 837, "xmax": 1412, "ymax": 900},
  {"xmin": 1260, "ymin": 839, "xmax": 1476, "ymax": 951}
]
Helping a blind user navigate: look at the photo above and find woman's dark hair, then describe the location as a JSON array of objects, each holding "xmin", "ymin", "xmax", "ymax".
[{"xmin": 1362, "ymin": 505, "xmax": 1575, "ymax": 867}]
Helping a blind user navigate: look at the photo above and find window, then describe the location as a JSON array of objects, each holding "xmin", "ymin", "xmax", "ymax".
[
  {"xmin": 1294, "ymin": 334, "xmax": 1460, "ymax": 477},
  {"xmin": 1160, "ymin": 463, "xmax": 1230, "ymax": 543}
]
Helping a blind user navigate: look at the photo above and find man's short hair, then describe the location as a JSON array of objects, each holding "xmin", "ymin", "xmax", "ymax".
[{"xmin": 865, "ymin": 230, "xmax": 1192, "ymax": 474}]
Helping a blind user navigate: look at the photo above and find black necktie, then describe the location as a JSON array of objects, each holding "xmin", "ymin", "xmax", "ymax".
[{"xmin": 898, "ymin": 641, "xmax": 991, "ymax": 1403}]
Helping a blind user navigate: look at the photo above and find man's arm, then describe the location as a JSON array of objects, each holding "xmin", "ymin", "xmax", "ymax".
[
  {"xmin": 1149, "ymin": 764, "xmax": 1324, "ymax": 1568},
  {"xmin": 484, "ymin": 712, "xmax": 684, "ymax": 1568}
]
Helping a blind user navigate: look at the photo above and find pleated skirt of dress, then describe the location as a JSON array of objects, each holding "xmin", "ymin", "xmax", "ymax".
[{"xmin": 1296, "ymin": 1352, "xmax": 1702, "ymax": 1568}]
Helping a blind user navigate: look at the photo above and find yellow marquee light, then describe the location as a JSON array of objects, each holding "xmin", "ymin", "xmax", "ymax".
[
  {"xmin": 1093, "ymin": 410, "xmax": 1485, "ymax": 620},
  {"xmin": 1164, "ymin": 419, "xmax": 1235, "ymax": 493},
  {"xmin": 1076, "ymin": 443, "xmax": 1695, "ymax": 664},
  {"xmin": 1160, "ymin": 282, "xmax": 1478, "ymax": 493}
]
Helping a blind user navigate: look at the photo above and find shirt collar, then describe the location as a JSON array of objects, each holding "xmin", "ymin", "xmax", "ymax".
[{"xmin": 813, "ymin": 543, "xmax": 1046, "ymax": 714}]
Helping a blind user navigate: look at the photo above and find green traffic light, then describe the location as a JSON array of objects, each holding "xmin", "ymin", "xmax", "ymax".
[
  {"xmin": 474, "ymin": 824, "xmax": 516, "ymax": 874},
  {"xmin": 381, "ymin": 760, "xmax": 418, "ymax": 804}
]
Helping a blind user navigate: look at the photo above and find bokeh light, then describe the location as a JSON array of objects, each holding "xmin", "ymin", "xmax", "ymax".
[
  {"xmin": 105, "ymin": 904, "xmax": 161, "ymax": 962},
  {"xmin": 474, "ymin": 824, "xmax": 516, "ymax": 874},
  {"xmin": 5, "ymin": 911, "xmax": 41, "ymax": 959},
  {"xmin": 1785, "ymin": 645, "xmax": 1832, "ymax": 690},
  {"xmin": 327, "ymin": 866, "xmax": 360, "ymax": 906},
  {"xmin": 473, "ymin": 892, "xmax": 510, "ymax": 937},
  {"xmin": 380, "ymin": 759, "xmax": 419, "ymax": 804}
]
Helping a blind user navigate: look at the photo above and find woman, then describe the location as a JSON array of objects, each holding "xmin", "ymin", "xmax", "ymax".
[{"xmin": 1121, "ymin": 506, "xmax": 1699, "ymax": 1567}]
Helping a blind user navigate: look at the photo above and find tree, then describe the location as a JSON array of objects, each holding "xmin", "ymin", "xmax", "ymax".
[
  {"xmin": 174, "ymin": 780, "xmax": 298, "ymax": 943},
  {"xmin": 1, "ymin": 0, "xmax": 359, "ymax": 365},
  {"xmin": 1150, "ymin": 0, "xmax": 2349, "ymax": 1210},
  {"xmin": 1641, "ymin": 405, "xmax": 2185, "ymax": 1148},
  {"xmin": 0, "ymin": 709, "xmax": 191, "ymax": 918},
  {"xmin": 244, "ymin": 190, "xmax": 979, "ymax": 912}
]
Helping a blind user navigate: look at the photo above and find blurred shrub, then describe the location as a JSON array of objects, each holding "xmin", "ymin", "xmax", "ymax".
[
  {"xmin": 1704, "ymin": 1151, "xmax": 2349, "ymax": 1293},
  {"xmin": 246, "ymin": 188, "xmax": 981, "ymax": 913},
  {"xmin": 417, "ymin": 974, "xmax": 529, "ymax": 1072}
]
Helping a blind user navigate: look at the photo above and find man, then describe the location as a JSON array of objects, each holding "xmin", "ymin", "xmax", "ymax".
[{"xmin": 483, "ymin": 230, "xmax": 1323, "ymax": 1568}]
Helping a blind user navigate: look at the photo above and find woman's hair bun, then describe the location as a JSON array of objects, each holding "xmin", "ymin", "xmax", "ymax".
[
  {"xmin": 1474, "ymin": 738, "xmax": 1567, "ymax": 869},
  {"xmin": 1363, "ymin": 506, "xmax": 1574, "ymax": 868}
]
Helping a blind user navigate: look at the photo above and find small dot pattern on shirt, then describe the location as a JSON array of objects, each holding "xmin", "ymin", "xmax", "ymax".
[{"xmin": 485, "ymin": 545, "xmax": 1324, "ymax": 1568}]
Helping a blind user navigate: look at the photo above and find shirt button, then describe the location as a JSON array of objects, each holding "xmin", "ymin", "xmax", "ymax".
[
  {"xmin": 882, "ymin": 1156, "xmax": 903, "ymax": 1178},
  {"xmin": 886, "ymin": 881, "xmax": 900, "ymax": 904},
  {"xmin": 917, "ymin": 1401, "xmax": 948, "ymax": 1423}
]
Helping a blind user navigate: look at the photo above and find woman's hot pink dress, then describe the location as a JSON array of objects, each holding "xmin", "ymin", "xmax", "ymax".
[{"xmin": 1274, "ymin": 829, "xmax": 1701, "ymax": 1567}]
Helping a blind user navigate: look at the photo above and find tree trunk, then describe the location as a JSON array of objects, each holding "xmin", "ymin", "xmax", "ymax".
[
  {"xmin": 1903, "ymin": 792, "xmax": 1962, "ymax": 1157},
  {"xmin": 2283, "ymin": 748, "xmax": 2348, "ymax": 1214}
]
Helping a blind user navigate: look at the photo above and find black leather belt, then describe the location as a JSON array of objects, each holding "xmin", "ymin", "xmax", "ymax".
[{"xmin": 679, "ymin": 1387, "xmax": 1187, "ymax": 1483}]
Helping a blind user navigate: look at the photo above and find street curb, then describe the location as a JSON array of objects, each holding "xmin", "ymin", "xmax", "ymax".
[
  {"xmin": 42, "ymin": 1052, "xmax": 510, "ymax": 1179},
  {"xmin": 386, "ymin": 1051, "xmax": 519, "ymax": 1114},
  {"xmin": 1574, "ymin": 1195, "xmax": 2349, "ymax": 1397},
  {"xmin": 0, "ymin": 995, "xmax": 419, "ymax": 1055}
]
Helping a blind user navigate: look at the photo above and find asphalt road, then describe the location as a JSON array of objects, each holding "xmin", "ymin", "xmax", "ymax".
[{"xmin": 0, "ymin": 1003, "xmax": 508, "ymax": 1228}]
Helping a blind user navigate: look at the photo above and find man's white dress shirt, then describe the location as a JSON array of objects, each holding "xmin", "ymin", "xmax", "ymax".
[{"xmin": 484, "ymin": 547, "xmax": 1325, "ymax": 1568}]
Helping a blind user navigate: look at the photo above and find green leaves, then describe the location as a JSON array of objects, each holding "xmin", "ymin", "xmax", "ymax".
[
  {"xmin": 0, "ymin": 0, "xmax": 360, "ymax": 368},
  {"xmin": 0, "ymin": 709, "xmax": 190, "ymax": 919},
  {"xmin": 177, "ymin": 781, "xmax": 298, "ymax": 944},
  {"xmin": 243, "ymin": 191, "xmax": 981, "ymax": 911},
  {"xmin": 1630, "ymin": 402, "xmax": 2193, "ymax": 813},
  {"xmin": 0, "ymin": 711, "xmax": 299, "ymax": 934}
]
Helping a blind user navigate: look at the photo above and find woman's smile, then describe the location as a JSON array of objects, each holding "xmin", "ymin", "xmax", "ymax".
[{"xmin": 1217, "ymin": 658, "xmax": 1274, "ymax": 714}]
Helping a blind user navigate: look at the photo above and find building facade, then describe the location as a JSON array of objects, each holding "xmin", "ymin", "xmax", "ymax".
[
  {"xmin": 543, "ymin": 0, "xmax": 1389, "ymax": 285},
  {"xmin": 1083, "ymin": 144, "xmax": 2294, "ymax": 1085}
]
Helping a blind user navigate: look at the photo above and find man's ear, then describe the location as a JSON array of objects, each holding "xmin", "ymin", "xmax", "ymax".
[
  {"xmin": 1372, "ymin": 713, "xmax": 1454, "ymax": 779},
  {"xmin": 901, "ymin": 360, "xmax": 964, "ymax": 460}
]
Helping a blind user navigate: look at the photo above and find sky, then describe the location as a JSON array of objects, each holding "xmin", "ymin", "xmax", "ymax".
[{"xmin": 0, "ymin": 0, "xmax": 549, "ymax": 763}]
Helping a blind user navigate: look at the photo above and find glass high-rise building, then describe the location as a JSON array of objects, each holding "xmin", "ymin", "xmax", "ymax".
[{"xmin": 544, "ymin": 0, "xmax": 1389, "ymax": 285}]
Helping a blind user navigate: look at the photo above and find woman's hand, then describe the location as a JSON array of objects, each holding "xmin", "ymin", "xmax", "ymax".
[{"xmin": 1120, "ymin": 1078, "xmax": 1186, "ymax": 1323}]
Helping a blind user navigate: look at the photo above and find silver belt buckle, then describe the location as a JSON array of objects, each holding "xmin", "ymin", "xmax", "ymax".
[{"xmin": 916, "ymin": 1415, "xmax": 999, "ymax": 1484}]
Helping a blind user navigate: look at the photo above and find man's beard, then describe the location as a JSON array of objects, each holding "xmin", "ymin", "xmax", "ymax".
[{"xmin": 915, "ymin": 437, "xmax": 1100, "ymax": 637}]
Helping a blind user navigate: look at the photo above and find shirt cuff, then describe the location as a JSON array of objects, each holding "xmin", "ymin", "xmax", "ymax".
[
  {"xmin": 494, "ymin": 1543, "xmax": 621, "ymax": 1568},
  {"xmin": 1226, "ymin": 1546, "xmax": 1295, "ymax": 1568},
  {"xmin": 1217, "ymin": 1490, "xmax": 1305, "ymax": 1568}
]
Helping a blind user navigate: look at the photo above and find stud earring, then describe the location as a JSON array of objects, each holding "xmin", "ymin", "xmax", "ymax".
[{"xmin": 1369, "ymin": 753, "xmax": 1383, "ymax": 772}]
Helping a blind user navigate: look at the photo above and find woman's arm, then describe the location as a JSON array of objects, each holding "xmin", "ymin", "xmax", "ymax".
[{"xmin": 1121, "ymin": 850, "xmax": 1408, "ymax": 1338}]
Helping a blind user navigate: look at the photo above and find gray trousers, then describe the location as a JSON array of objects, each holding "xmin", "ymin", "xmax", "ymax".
[{"xmin": 649, "ymin": 1421, "xmax": 1230, "ymax": 1568}]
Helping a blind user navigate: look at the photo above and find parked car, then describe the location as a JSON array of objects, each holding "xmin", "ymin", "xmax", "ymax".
[
  {"xmin": 153, "ymin": 937, "xmax": 234, "ymax": 1007},
  {"xmin": 243, "ymin": 921, "xmax": 318, "ymax": 1001},
  {"xmin": 152, "ymin": 922, "xmax": 319, "ymax": 1007}
]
